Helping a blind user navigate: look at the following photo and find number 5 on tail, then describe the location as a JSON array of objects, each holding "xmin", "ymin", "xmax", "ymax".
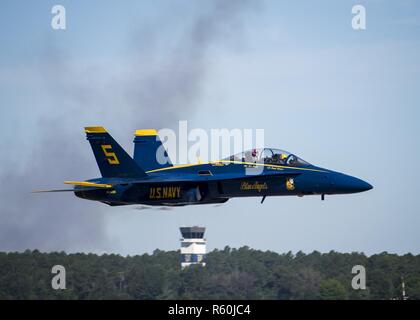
[{"xmin": 101, "ymin": 145, "xmax": 120, "ymax": 165}]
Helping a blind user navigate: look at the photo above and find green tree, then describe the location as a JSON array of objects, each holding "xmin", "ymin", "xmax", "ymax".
[{"xmin": 319, "ymin": 279, "xmax": 347, "ymax": 300}]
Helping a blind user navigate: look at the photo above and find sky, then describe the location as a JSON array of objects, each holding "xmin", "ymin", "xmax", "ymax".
[{"xmin": 0, "ymin": 0, "xmax": 419, "ymax": 256}]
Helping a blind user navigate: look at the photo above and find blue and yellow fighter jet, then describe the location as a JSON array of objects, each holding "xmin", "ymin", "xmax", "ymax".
[{"xmin": 34, "ymin": 127, "xmax": 372, "ymax": 206}]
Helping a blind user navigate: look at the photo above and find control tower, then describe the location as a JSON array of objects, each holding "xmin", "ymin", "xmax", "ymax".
[{"xmin": 179, "ymin": 226, "xmax": 206, "ymax": 268}]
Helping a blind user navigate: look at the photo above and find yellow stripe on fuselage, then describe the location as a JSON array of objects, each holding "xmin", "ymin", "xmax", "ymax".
[
  {"xmin": 146, "ymin": 160, "xmax": 327, "ymax": 174},
  {"xmin": 146, "ymin": 163, "xmax": 201, "ymax": 173}
]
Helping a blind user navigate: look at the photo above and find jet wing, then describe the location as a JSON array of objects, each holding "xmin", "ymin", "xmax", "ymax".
[{"xmin": 32, "ymin": 181, "xmax": 114, "ymax": 193}]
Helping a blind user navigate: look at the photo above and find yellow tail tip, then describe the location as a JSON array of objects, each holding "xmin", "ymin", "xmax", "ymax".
[
  {"xmin": 84, "ymin": 126, "xmax": 107, "ymax": 133},
  {"xmin": 135, "ymin": 129, "xmax": 158, "ymax": 136}
]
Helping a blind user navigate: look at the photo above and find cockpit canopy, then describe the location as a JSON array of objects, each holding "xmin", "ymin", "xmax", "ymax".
[{"xmin": 224, "ymin": 148, "xmax": 311, "ymax": 167}]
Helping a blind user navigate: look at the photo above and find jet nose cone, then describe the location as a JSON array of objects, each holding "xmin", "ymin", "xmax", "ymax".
[
  {"xmin": 357, "ymin": 179, "xmax": 373, "ymax": 192},
  {"xmin": 365, "ymin": 181, "xmax": 373, "ymax": 191},
  {"xmin": 333, "ymin": 173, "xmax": 373, "ymax": 194}
]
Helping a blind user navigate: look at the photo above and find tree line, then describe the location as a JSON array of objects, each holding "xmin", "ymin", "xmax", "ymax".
[{"xmin": 0, "ymin": 247, "xmax": 419, "ymax": 300}]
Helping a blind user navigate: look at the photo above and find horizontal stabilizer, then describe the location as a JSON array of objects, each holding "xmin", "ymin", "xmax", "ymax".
[
  {"xmin": 63, "ymin": 181, "xmax": 113, "ymax": 188},
  {"xmin": 32, "ymin": 189, "xmax": 76, "ymax": 193},
  {"xmin": 33, "ymin": 181, "xmax": 115, "ymax": 193}
]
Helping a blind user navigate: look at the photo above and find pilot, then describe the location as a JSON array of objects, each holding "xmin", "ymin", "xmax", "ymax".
[
  {"xmin": 287, "ymin": 154, "xmax": 297, "ymax": 166},
  {"xmin": 280, "ymin": 153, "xmax": 288, "ymax": 164},
  {"xmin": 274, "ymin": 153, "xmax": 288, "ymax": 164}
]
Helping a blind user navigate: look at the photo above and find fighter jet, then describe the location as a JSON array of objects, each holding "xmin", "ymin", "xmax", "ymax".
[{"xmin": 34, "ymin": 127, "xmax": 372, "ymax": 206}]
